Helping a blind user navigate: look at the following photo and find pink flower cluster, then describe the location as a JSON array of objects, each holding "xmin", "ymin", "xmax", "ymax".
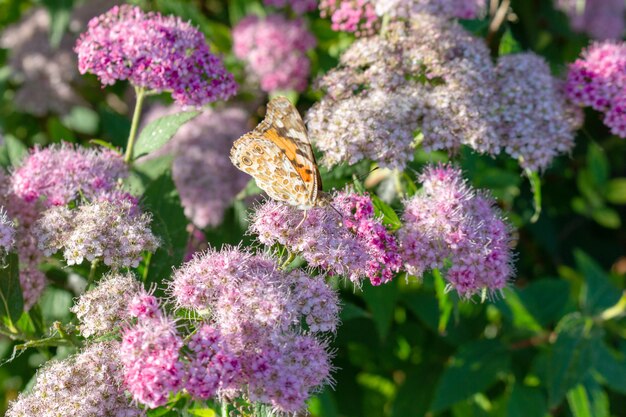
[
  {"xmin": 398, "ymin": 164, "xmax": 514, "ymax": 298},
  {"xmin": 75, "ymin": 5, "xmax": 236, "ymax": 106},
  {"xmin": 11, "ymin": 144, "xmax": 127, "ymax": 207},
  {"xmin": 320, "ymin": 0, "xmax": 379, "ymax": 36},
  {"xmin": 233, "ymin": 14, "xmax": 316, "ymax": 92},
  {"xmin": 121, "ymin": 292, "xmax": 185, "ymax": 408},
  {"xmin": 251, "ymin": 192, "xmax": 401, "ymax": 285},
  {"xmin": 566, "ymin": 41, "xmax": 626, "ymax": 138},
  {"xmin": 264, "ymin": 0, "xmax": 318, "ymax": 14},
  {"xmin": 170, "ymin": 247, "xmax": 337, "ymax": 412}
]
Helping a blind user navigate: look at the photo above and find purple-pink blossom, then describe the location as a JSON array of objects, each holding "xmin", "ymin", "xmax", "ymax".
[
  {"xmin": 556, "ymin": 0, "xmax": 624, "ymax": 40},
  {"xmin": 121, "ymin": 292, "xmax": 185, "ymax": 408},
  {"xmin": 566, "ymin": 41, "xmax": 626, "ymax": 138},
  {"xmin": 169, "ymin": 247, "xmax": 337, "ymax": 412},
  {"xmin": 233, "ymin": 14, "xmax": 316, "ymax": 92},
  {"xmin": 11, "ymin": 143, "xmax": 127, "ymax": 207},
  {"xmin": 251, "ymin": 192, "xmax": 401, "ymax": 286},
  {"xmin": 398, "ymin": 164, "xmax": 515, "ymax": 298},
  {"xmin": 320, "ymin": 0, "xmax": 379, "ymax": 36},
  {"xmin": 75, "ymin": 5, "xmax": 236, "ymax": 106}
]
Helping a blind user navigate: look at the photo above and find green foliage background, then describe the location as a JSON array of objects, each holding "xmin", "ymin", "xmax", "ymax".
[{"xmin": 0, "ymin": 1, "xmax": 625, "ymax": 416}]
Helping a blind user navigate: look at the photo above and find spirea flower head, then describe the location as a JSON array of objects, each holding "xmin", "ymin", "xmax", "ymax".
[
  {"xmin": 6, "ymin": 341, "xmax": 144, "ymax": 417},
  {"xmin": 566, "ymin": 41, "xmax": 626, "ymax": 138},
  {"xmin": 71, "ymin": 272, "xmax": 144, "ymax": 337},
  {"xmin": 0, "ymin": 208, "xmax": 15, "ymax": 255},
  {"xmin": 34, "ymin": 198, "xmax": 159, "ymax": 268},
  {"xmin": 556, "ymin": 0, "xmax": 625, "ymax": 40},
  {"xmin": 398, "ymin": 164, "xmax": 515, "ymax": 298},
  {"xmin": 121, "ymin": 292, "xmax": 184, "ymax": 408},
  {"xmin": 233, "ymin": 14, "xmax": 316, "ymax": 92},
  {"xmin": 11, "ymin": 143, "xmax": 127, "ymax": 206},
  {"xmin": 170, "ymin": 247, "xmax": 337, "ymax": 412},
  {"xmin": 495, "ymin": 52, "xmax": 581, "ymax": 172},
  {"xmin": 319, "ymin": 0, "xmax": 379, "ymax": 36},
  {"xmin": 306, "ymin": 16, "xmax": 500, "ymax": 169},
  {"xmin": 142, "ymin": 105, "xmax": 250, "ymax": 228},
  {"xmin": 75, "ymin": 5, "xmax": 237, "ymax": 106},
  {"xmin": 373, "ymin": 0, "xmax": 486, "ymax": 19},
  {"xmin": 185, "ymin": 324, "xmax": 241, "ymax": 400},
  {"xmin": 250, "ymin": 192, "xmax": 401, "ymax": 286},
  {"xmin": 170, "ymin": 247, "xmax": 340, "ymax": 333},
  {"xmin": 264, "ymin": 0, "xmax": 318, "ymax": 14}
]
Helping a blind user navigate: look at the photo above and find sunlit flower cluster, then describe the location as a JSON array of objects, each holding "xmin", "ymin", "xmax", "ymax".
[
  {"xmin": 75, "ymin": 5, "xmax": 237, "ymax": 106},
  {"xmin": 373, "ymin": 0, "xmax": 486, "ymax": 19},
  {"xmin": 398, "ymin": 164, "xmax": 514, "ymax": 298},
  {"xmin": 251, "ymin": 192, "xmax": 401, "ymax": 285},
  {"xmin": 6, "ymin": 342, "xmax": 143, "ymax": 417},
  {"xmin": 71, "ymin": 272, "xmax": 144, "ymax": 337},
  {"xmin": 233, "ymin": 14, "xmax": 316, "ymax": 92},
  {"xmin": 34, "ymin": 198, "xmax": 159, "ymax": 268},
  {"xmin": 566, "ymin": 41, "xmax": 626, "ymax": 138},
  {"xmin": 496, "ymin": 52, "xmax": 582, "ymax": 171},
  {"xmin": 170, "ymin": 247, "xmax": 337, "ymax": 412}
]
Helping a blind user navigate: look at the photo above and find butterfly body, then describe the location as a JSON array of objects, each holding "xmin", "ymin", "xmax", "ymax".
[{"xmin": 230, "ymin": 97, "xmax": 330, "ymax": 210}]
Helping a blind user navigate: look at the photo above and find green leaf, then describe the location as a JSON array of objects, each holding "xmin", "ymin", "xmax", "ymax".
[
  {"xmin": 392, "ymin": 364, "xmax": 440, "ymax": 417},
  {"xmin": 574, "ymin": 250, "xmax": 622, "ymax": 316},
  {"xmin": 0, "ymin": 253, "xmax": 24, "ymax": 326},
  {"xmin": 587, "ymin": 143, "xmax": 609, "ymax": 188},
  {"xmin": 361, "ymin": 280, "xmax": 399, "ymax": 339},
  {"xmin": 518, "ymin": 279, "xmax": 570, "ymax": 327},
  {"xmin": 507, "ymin": 384, "xmax": 548, "ymax": 417},
  {"xmin": 89, "ymin": 139, "xmax": 120, "ymax": 153},
  {"xmin": 590, "ymin": 206, "xmax": 621, "ymax": 229},
  {"xmin": 546, "ymin": 313, "xmax": 600, "ymax": 407},
  {"xmin": 431, "ymin": 340, "xmax": 510, "ymax": 412},
  {"xmin": 340, "ymin": 301, "xmax": 369, "ymax": 322},
  {"xmin": 591, "ymin": 339, "xmax": 626, "ymax": 394},
  {"xmin": 126, "ymin": 155, "xmax": 174, "ymax": 196},
  {"xmin": 605, "ymin": 178, "xmax": 626, "ymax": 204},
  {"xmin": 140, "ymin": 170, "xmax": 188, "ymax": 286},
  {"xmin": 566, "ymin": 376, "xmax": 609, "ymax": 417},
  {"xmin": 132, "ymin": 111, "xmax": 199, "ymax": 160},
  {"xmin": 526, "ymin": 169, "xmax": 542, "ymax": 223},
  {"xmin": 500, "ymin": 287, "xmax": 542, "ymax": 332},
  {"xmin": 371, "ymin": 195, "xmax": 401, "ymax": 230},
  {"xmin": 43, "ymin": 0, "xmax": 72, "ymax": 48},
  {"xmin": 61, "ymin": 106, "xmax": 99, "ymax": 135},
  {"xmin": 0, "ymin": 135, "xmax": 28, "ymax": 167},
  {"xmin": 433, "ymin": 269, "xmax": 454, "ymax": 334},
  {"xmin": 499, "ymin": 28, "xmax": 522, "ymax": 56},
  {"xmin": 188, "ymin": 408, "xmax": 217, "ymax": 417}
]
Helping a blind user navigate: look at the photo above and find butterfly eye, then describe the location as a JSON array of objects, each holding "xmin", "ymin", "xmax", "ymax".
[
  {"xmin": 253, "ymin": 144, "xmax": 264, "ymax": 154},
  {"xmin": 241, "ymin": 156, "xmax": 253, "ymax": 166}
]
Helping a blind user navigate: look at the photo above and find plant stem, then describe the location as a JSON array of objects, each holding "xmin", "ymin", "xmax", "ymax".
[
  {"xmin": 221, "ymin": 400, "xmax": 228, "ymax": 417},
  {"xmin": 87, "ymin": 259, "xmax": 99, "ymax": 289},
  {"xmin": 124, "ymin": 86, "xmax": 146, "ymax": 163}
]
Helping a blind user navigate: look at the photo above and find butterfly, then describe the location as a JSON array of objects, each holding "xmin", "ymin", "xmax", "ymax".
[{"xmin": 230, "ymin": 97, "xmax": 331, "ymax": 215}]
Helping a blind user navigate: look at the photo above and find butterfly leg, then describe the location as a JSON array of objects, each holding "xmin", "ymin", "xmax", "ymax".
[{"xmin": 295, "ymin": 210, "xmax": 308, "ymax": 230}]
